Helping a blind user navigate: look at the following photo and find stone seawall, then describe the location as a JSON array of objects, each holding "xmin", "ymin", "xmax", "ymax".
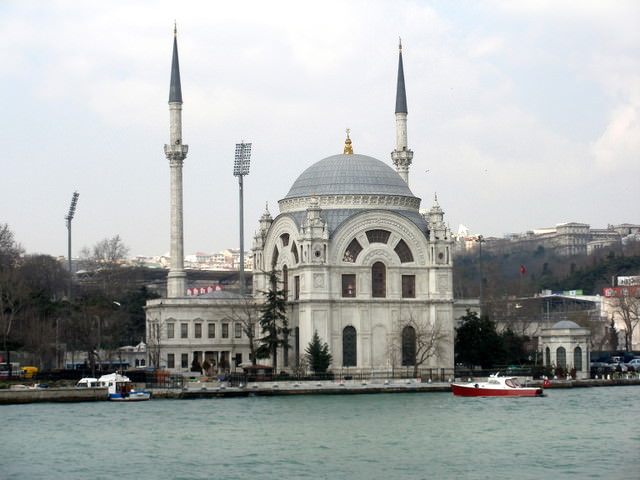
[
  {"xmin": 3, "ymin": 377, "xmax": 639, "ymax": 403},
  {"xmin": 0, "ymin": 387, "xmax": 108, "ymax": 405}
]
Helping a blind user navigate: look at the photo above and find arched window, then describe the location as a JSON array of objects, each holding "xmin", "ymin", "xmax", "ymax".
[
  {"xmin": 343, "ymin": 238, "xmax": 363, "ymax": 263},
  {"xmin": 372, "ymin": 262, "xmax": 386, "ymax": 298},
  {"xmin": 291, "ymin": 241, "xmax": 299, "ymax": 263},
  {"xmin": 557, "ymin": 347, "xmax": 566, "ymax": 368},
  {"xmin": 282, "ymin": 265, "xmax": 288, "ymax": 301},
  {"xmin": 272, "ymin": 246, "xmax": 279, "ymax": 267},
  {"xmin": 545, "ymin": 347, "xmax": 551, "ymax": 366},
  {"xmin": 574, "ymin": 346, "xmax": 582, "ymax": 371},
  {"xmin": 401, "ymin": 326, "xmax": 416, "ymax": 366},
  {"xmin": 394, "ymin": 239, "xmax": 414, "ymax": 263},
  {"xmin": 366, "ymin": 229, "xmax": 391, "ymax": 244},
  {"xmin": 280, "ymin": 233, "xmax": 290, "ymax": 246},
  {"xmin": 343, "ymin": 326, "xmax": 357, "ymax": 367}
]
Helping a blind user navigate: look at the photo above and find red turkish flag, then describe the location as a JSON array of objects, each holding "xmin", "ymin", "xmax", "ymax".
[{"xmin": 520, "ymin": 265, "xmax": 526, "ymax": 275}]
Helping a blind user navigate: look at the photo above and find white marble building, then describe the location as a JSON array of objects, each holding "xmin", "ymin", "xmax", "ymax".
[
  {"xmin": 251, "ymin": 43, "xmax": 454, "ymax": 373},
  {"xmin": 540, "ymin": 320, "xmax": 591, "ymax": 379},
  {"xmin": 146, "ymin": 34, "xmax": 454, "ymax": 376}
]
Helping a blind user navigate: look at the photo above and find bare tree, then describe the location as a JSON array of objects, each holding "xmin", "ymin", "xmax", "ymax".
[
  {"xmin": 0, "ymin": 224, "xmax": 25, "ymax": 376},
  {"xmin": 391, "ymin": 312, "xmax": 450, "ymax": 377},
  {"xmin": 608, "ymin": 287, "xmax": 640, "ymax": 351},
  {"xmin": 87, "ymin": 235, "xmax": 130, "ymax": 265},
  {"xmin": 79, "ymin": 235, "xmax": 130, "ymax": 297},
  {"xmin": 223, "ymin": 298, "xmax": 260, "ymax": 365},
  {"xmin": 146, "ymin": 319, "xmax": 162, "ymax": 370}
]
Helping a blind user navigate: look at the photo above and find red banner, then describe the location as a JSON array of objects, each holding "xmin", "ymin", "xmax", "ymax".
[
  {"xmin": 603, "ymin": 286, "xmax": 640, "ymax": 298},
  {"xmin": 187, "ymin": 285, "xmax": 224, "ymax": 296}
]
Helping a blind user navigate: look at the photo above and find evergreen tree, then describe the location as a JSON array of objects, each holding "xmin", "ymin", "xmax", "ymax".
[
  {"xmin": 256, "ymin": 269, "xmax": 289, "ymax": 372},
  {"xmin": 455, "ymin": 309, "xmax": 505, "ymax": 368},
  {"xmin": 305, "ymin": 330, "xmax": 332, "ymax": 373}
]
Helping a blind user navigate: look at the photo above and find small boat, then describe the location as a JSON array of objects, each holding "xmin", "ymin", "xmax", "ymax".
[
  {"xmin": 450, "ymin": 373, "xmax": 544, "ymax": 397},
  {"xmin": 76, "ymin": 373, "xmax": 151, "ymax": 401}
]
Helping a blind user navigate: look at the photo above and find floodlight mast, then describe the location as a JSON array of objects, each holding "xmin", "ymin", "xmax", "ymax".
[
  {"xmin": 233, "ymin": 142, "xmax": 251, "ymax": 295},
  {"xmin": 65, "ymin": 191, "xmax": 79, "ymax": 298}
]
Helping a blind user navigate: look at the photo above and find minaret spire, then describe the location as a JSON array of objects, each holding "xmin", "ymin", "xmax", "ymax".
[
  {"xmin": 391, "ymin": 38, "xmax": 413, "ymax": 185},
  {"xmin": 169, "ymin": 22, "xmax": 182, "ymax": 103},
  {"xmin": 164, "ymin": 25, "xmax": 189, "ymax": 298}
]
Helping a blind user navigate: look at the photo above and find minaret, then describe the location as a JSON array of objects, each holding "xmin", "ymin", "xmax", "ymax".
[
  {"xmin": 164, "ymin": 25, "xmax": 189, "ymax": 298},
  {"xmin": 391, "ymin": 39, "xmax": 413, "ymax": 185}
]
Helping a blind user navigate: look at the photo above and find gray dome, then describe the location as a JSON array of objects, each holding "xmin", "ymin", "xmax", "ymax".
[
  {"xmin": 283, "ymin": 154, "xmax": 416, "ymax": 199},
  {"xmin": 552, "ymin": 320, "xmax": 582, "ymax": 329}
]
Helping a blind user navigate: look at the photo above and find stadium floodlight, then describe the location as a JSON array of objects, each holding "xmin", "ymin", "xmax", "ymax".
[
  {"xmin": 65, "ymin": 191, "xmax": 79, "ymax": 298},
  {"xmin": 233, "ymin": 142, "xmax": 252, "ymax": 295},
  {"xmin": 233, "ymin": 142, "xmax": 252, "ymax": 177}
]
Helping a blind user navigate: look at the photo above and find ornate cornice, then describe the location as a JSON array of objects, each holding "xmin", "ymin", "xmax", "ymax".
[{"xmin": 279, "ymin": 194, "xmax": 420, "ymax": 213}]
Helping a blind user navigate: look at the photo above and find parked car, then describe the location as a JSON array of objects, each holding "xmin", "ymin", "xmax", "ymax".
[
  {"xmin": 625, "ymin": 358, "xmax": 640, "ymax": 369},
  {"xmin": 610, "ymin": 362, "xmax": 628, "ymax": 372}
]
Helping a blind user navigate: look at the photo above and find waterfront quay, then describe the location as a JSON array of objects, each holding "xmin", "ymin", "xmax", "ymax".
[
  {"xmin": 150, "ymin": 376, "xmax": 640, "ymax": 399},
  {"xmin": 2, "ymin": 377, "xmax": 639, "ymax": 404}
]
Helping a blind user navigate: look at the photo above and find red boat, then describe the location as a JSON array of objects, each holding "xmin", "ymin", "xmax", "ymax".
[{"xmin": 451, "ymin": 373, "xmax": 544, "ymax": 397}]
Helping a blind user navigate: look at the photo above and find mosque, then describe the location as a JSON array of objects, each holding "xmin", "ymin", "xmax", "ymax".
[{"xmin": 145, "ymin": 29, "xmax": 454, "ymax": 376}]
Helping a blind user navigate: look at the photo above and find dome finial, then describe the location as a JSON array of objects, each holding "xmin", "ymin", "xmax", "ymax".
[
  {"xmin": 399, "ymin": 37, "xmax": 402, "ymax": 51},
  {"xmin": 343, "ymin": 128, "xmax": 353, "ymax": 155}
]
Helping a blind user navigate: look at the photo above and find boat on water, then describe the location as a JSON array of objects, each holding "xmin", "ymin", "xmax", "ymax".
[
  {"xmin": 450, "ymin": 373, "xmax": 544, "ymax": 397},
  {"xmin": 76, "ymin": 373, "xmax": 151, "ymax": 401}
]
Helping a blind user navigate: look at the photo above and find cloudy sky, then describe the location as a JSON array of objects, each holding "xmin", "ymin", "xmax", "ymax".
[{"xmin": 2, "ymin": 0, "xmax": 638, "ymax": 259}]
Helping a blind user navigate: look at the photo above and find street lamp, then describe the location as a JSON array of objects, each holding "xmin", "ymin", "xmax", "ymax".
[
  {"xmin": 233, "ymin": 142, "xmax": 251, "ymax": 295},
  {"xmin": 476, "ymin": 234, "xmax": 485, "ymax": 308},
  {"xmin": 65, "ymin": 191, "xmax": 79, "ymax": 299}
]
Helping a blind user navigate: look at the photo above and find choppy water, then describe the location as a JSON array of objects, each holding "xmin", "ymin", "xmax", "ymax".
[{"xmin": 2, "ymin": 386, "xmax": 639, "ymax": 479}]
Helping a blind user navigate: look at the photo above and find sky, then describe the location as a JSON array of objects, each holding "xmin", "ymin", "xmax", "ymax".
[{"xmin": 1, "ymin": 0, "xmax": 639, "ymax": 259}]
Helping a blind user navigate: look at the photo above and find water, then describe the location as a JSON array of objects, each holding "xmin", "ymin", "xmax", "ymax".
[{"xmin": 2, "ymin": 386, "xmax": 639, "ymax": 479}]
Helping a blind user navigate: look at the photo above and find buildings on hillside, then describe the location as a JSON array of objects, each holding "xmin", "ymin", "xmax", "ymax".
[
  {"xmin": 454, "ymin": 222, "xmax": 640, "ymax": 257},
  {"xmin": 145, "ymin": 34, "xmax": 454, "ymax": 377},
  {"xmin": 130, "ymin": 250, "xmax": 254, "ymax": 271}
]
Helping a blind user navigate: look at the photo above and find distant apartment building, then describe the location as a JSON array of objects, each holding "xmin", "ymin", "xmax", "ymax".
[
  {"xmin": 132, "ymin": 250, "xmax": 254, "ymax": 272},
  {"xmin": 454, "ymin": 222, "xmax": 640, "ymax": 256}
]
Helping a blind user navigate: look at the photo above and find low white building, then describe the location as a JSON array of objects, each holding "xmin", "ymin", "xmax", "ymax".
[{"xmin": 540, "ymin": 320, "xmax": 591, "ymax": 379}]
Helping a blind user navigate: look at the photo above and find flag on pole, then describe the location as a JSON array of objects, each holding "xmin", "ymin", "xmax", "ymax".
[{"xmin": 520, "ymin": 265, "xmax": 526, "ymax": 275}]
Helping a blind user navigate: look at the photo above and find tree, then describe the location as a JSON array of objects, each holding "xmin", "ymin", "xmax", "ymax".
[
  {"xmin": 607, "ymin": 287, "xmax": 640, "ymax": 351},
  {"xmin": 305, "ymin": 330, "xmax": 332, "ymax": 374},
  {"xmin": 15, "ymin": 255, "xmax": 69, "ymax": 369},
  {"xmin": 499, "ymin": 328, "xmax": 528, "ymax": 365},
  {"xmin": 146, "ymin": 317, "xmax": 162, "ymax": 370},
  {"xmin": 256, "ymin": 269, "xmax": 289, "ymax": 372},
  {"xmin": 391, "ymin": 313, "xmax": 450, "ymax": 377},
  {"xmin": 79, "ymin": 235, "xmax": 131, "ymax": 297},
  {"xmin": 0, "ymin": 224, "xmax": 25, "ymax": 376},
  {"xmin": 223, "ymin": 297, "xmax": 260, "ymax": 365},
  {"xmin": 455, "ymin": 309, "xmax": 505, "ymax": 368}
]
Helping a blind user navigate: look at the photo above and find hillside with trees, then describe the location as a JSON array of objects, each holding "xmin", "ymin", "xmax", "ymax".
[{"xmin": 453, "ymin": 239, "xmax": 640, "ymax": 300}]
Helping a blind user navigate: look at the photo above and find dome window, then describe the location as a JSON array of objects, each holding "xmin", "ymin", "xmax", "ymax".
[
  {"xmin": 366, "ymin": 229, "xmax": 391, "ymax": 244},
  {"xmin": 343, "ymin": 238, "xmax": 363, "ymax": 263},
  {"xmin": 394, "ymin": 239, "xmax": 414, "ymax": 263}
]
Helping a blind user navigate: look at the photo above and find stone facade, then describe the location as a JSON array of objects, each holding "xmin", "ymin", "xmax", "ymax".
[
  {"xmin": 251, "ymin": 154, "xmax": 455, "ymax": 373},
  {"xmin": 144, "ymin": 38, "xmax": 455, "ymax": 376},
  {"xmin": 540, "ymin": 320, "xmax": 591, "ymax": 379}
]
